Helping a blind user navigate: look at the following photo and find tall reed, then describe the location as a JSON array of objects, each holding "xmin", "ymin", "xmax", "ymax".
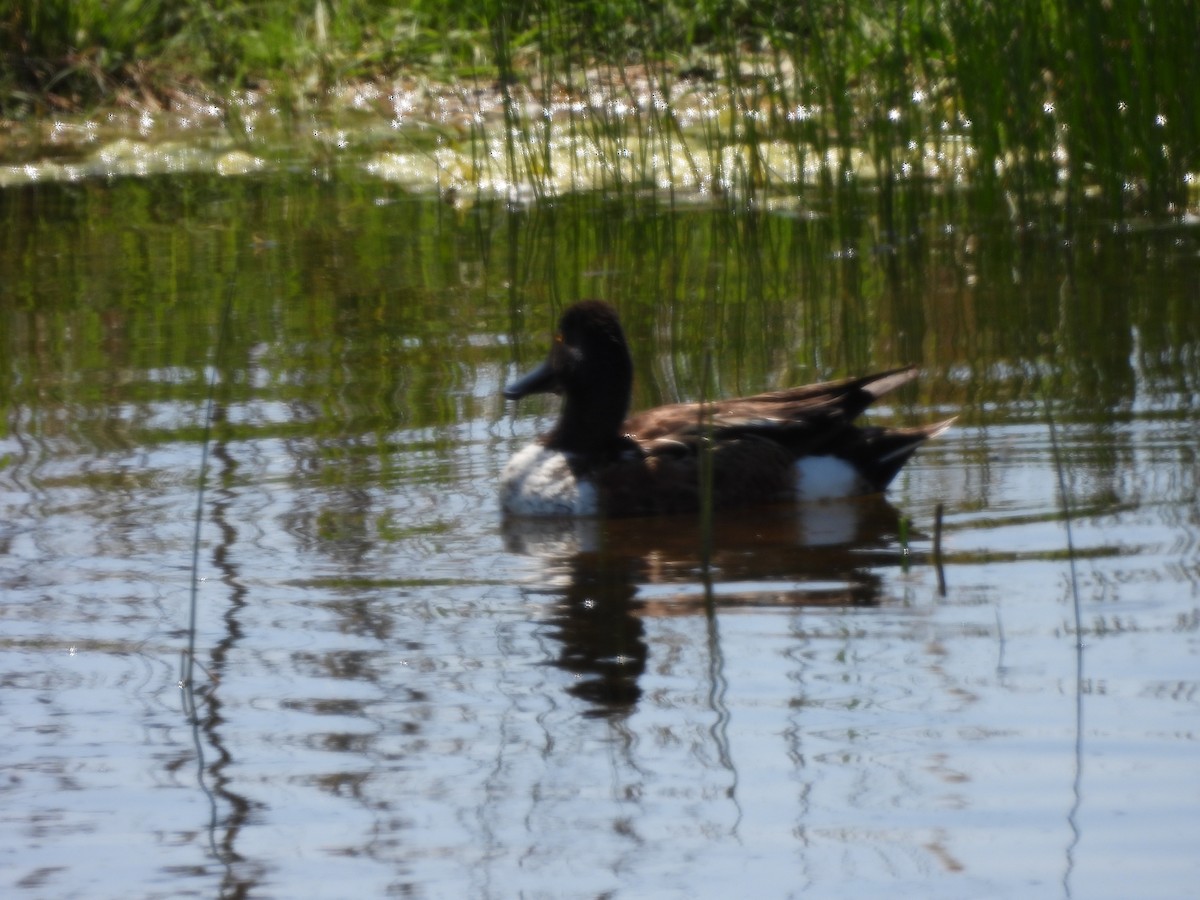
[{"xmin": 3, "ymin": 0, "xmax": 1195, "ymax": 214}]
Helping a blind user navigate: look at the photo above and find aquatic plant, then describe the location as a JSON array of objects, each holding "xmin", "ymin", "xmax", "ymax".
[{"xmin": 2, "ymin": 1, "xmax": 1196, "ymax": 212}]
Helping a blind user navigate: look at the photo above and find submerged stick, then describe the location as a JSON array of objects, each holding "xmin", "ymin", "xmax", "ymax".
[
  {"xmin": 933, "ymin": 502, "xmax": 946, "ymax": 596},
  {"xmin": 180, "ymin": 279, "xmax": 237, "ymax": 695},
  {"xmin": 1041, "ymin": 381, "xmax": 1085, "ymax": 896},
  {"xmin": 1041, "ymin": 393, "xmax": 1082, "ymax": 646},
  {"xmin": 698, "ymin": 347, "xmax": 715, "ymax": 592}
]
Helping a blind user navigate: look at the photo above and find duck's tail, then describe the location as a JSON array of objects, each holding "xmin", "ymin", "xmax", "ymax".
[{"xmin": 846, "ymin": 417, "xmax": 957, "ymax": 491}]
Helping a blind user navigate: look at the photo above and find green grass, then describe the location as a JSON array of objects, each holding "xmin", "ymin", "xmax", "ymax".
[{"xmin": 1, "ymin": 1, "xmax": 1197, "ymax": 214}]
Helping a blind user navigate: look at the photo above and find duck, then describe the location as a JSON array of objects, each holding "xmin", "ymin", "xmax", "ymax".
[{"xmin": 501, "ymin": 300, "xmax": 953, "ymax": 517}]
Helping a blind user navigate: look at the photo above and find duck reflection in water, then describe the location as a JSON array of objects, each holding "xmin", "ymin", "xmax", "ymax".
[{"xmin": 502, "ymin": 496, "xmax": 907, "ymax": 717}]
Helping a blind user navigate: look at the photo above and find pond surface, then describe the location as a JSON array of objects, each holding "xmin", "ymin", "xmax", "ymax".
[{"xmin": 2, "ymin": 172, "xmax": 1198, "ymax": 899}]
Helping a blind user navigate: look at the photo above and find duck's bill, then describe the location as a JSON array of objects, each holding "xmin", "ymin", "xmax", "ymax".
[{"xmin": 504, "ymin": 359, "xmax": 560, "ymax": 400}]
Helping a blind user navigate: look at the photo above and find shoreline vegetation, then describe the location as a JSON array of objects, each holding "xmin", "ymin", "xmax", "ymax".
[{"xmin": 2, "ymin": 1, "xmax": 1197, "ymax": 214}]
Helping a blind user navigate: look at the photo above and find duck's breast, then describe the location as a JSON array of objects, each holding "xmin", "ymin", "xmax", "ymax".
[{"xmin": 501, "ymin": 444, "xmax": 599, "ymax": 516}]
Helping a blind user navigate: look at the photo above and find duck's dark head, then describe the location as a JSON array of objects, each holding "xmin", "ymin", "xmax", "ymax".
[{"xmin": 505, "ymin": 300, "xmax": 634, "ymax": 453}]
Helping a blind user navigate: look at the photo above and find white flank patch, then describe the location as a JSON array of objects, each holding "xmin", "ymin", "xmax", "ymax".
[
  {"xmin": 500, "ymin": 444, "xmax": 599, "ymax": 516},
  {"xmin": 794, "ymin": 456, "xmax": 869, "ymax": 501}
]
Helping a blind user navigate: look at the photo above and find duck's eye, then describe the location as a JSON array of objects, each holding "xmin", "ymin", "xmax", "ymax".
[{"xmin": 554, "ymin": 333, "xmax": 564, "ymax": 343}]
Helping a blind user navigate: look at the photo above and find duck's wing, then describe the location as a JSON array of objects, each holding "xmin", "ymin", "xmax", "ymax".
[{"xmin": 626, "ymin": 365, "xmax": 921, "ymax": 451}]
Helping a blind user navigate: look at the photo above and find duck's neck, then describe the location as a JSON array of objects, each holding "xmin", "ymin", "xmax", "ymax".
[{"xmin": 546, "ymin": 390, "xmax": 629, "ymax": 455}]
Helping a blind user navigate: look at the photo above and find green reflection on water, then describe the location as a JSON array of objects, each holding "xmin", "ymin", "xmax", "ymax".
[{"xmin": 2, "ymin": 172, "xmax": 1198, "ymax": 466}]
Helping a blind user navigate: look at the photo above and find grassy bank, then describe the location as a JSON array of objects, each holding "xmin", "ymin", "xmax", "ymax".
[{"xmin": 2, "ymin": 1, "xmax": 1197, "ymax": 213}]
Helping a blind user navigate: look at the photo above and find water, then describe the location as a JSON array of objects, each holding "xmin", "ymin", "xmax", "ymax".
[{"xmin": 2, "ymin": 173, "xmax": 1198, "ymax": 899}]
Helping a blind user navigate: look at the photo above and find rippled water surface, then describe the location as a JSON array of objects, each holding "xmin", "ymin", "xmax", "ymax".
[{"xmin": 2, "ymin": 173, "xmax": 1198, "ymax": 898}]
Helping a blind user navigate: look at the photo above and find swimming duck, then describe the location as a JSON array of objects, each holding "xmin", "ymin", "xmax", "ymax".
[{"xmin": 501, "ymin": 300, "xmax": 952, "ymax": 517}]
